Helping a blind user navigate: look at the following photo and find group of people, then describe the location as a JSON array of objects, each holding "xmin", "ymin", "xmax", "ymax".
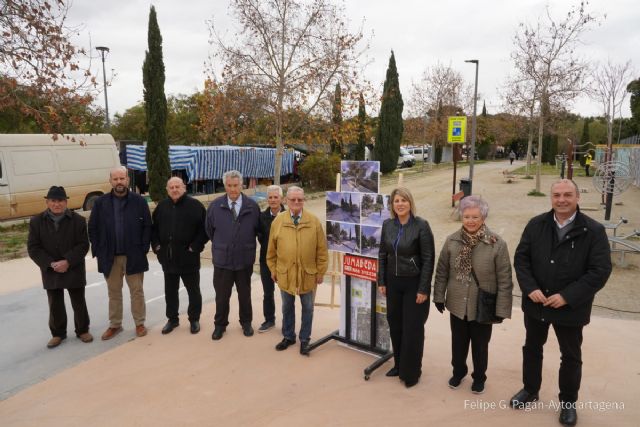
[
  {"xmin": 28, "ymin": 167, "xmax": 327, "ymax": 356},
  {"xmin": 376, "ymin": 180, "xmax": 611, "ymax": 426},
  {"xmin": 27, "ymin": 170, "xmax": 611, "ymax": 426}
]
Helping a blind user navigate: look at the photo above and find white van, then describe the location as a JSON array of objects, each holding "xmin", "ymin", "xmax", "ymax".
[
  {"xmin": 407, "ymin": 145, "xmax": 431, "ymax": 162},
  {"xmin": 397, "ymin": 147, "xmax": 416, "ymax": 168},
  {"xmin": 0, "ymin": 134, "xmax": 120, "ymax": 220}
]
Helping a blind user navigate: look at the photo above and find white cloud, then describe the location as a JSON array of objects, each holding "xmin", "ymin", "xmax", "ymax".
[{"xmin": 66, "ymin": 0, "xmax": 639, "ymax": 119}]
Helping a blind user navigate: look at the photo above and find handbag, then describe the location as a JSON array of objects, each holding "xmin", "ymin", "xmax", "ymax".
[{"xmin": 471, "ymin": 270, "xmax": 502, "ymax": 325}]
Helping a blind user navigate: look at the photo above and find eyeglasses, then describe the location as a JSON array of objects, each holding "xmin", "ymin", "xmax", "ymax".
[{"xmin": 288, "ymin": 198, "xmax": 304, "ymax": 202}]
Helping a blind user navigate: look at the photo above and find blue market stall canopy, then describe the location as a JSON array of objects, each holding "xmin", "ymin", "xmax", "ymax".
[{"xmin": 125, "ymin": 145, "xmax": 294, "ymax": 181}]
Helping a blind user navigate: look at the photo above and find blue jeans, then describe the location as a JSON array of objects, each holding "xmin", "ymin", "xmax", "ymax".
[{"xmin": 281, "ymin": 290, "xmax": 315, "ymax": 343}]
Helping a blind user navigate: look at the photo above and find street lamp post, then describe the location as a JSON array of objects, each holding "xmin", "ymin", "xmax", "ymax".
[
  {"xmin": 96, "ymin": 46, "xmax": 110, "ymax": 131},
  {"xmin": 465, "ymin": 59, "xmax": 479, "ymax": 195}
]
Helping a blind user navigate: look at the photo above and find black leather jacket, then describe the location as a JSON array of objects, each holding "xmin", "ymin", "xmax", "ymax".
[{"xmin": 377, "ymin": 216, "xmax": 435, "ymax": 295}]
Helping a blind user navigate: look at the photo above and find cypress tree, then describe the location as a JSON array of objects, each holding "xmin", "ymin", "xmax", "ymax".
[
  {"xmin": 374, "ymin": 51, "xmax": 403, "ymax": 173},
  {"xmin": 143, "ymin": 6, "xmax": 170, "ymax": 202},
  {"xmin": 355, "ymin": 92, "xmax": 366, "ymax": 160},
  {"xmin": 330, "ymin": 83, "xmax": 343, "ymax": 156},
  {"xmin": 580, "ymin": 118, "xmax": 590, "ymax": 144}
]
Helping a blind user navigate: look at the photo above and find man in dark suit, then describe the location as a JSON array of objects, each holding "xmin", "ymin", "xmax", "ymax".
[
  {"xmin": 257, "ymin": 185, "xmax": 284, "ymax": 333},
  {"xmin": 205, "ymin": 170, "xmax": 260, "ymax": 340},
  {"xmin": 88, "ymin": 166, "xmax": 152, "ymax": 340},
  {"xmin": 152, "ymin": 177, "xmax": 208, "ymax": 335},
  {"xmin": 510, "ymin": 179, "xmax": 612, "ymax": 426}
]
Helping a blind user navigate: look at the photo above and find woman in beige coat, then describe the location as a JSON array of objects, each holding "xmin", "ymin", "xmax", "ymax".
[{"xmin": 433, "ymin": 195, "xmax": 513, "ymax": 394}]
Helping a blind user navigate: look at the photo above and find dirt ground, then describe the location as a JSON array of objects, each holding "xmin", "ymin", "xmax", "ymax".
[{"xmin": 1, "ymin": 159, "xmax": 639, "ymax": 426}]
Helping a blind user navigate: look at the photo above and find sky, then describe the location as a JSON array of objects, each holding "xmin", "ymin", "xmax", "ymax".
[{"xmin": 66, "ymin": 0, "xmax": 640, "ymax": 120}]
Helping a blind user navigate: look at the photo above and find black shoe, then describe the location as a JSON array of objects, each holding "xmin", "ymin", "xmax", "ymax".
[
  {"xmin": 299, "ymin": 341, "xmax": 310, "ymax": 355},
  {"xmin": 385, "ymin": 367, "xmax": 400, "ymax": 377},
  {"xmin": 471, "ymin": 381, "xmax": 485, "ymax": 394},
  {"xmin": 242, "ymin": 324, "xmax": 254, "ymax": 337},
  {"xmin": 161, "ymin": 320, "xmax": 179, "ymax": 335},
  {"xmin": 510, "ymin": 388, "xmax": 539, "ymax": 409},
  {"xmin": 258, "ymin": 321, "xmax": 275, "ymax": 333},
  {"xmin": 190, "ymin": 321, "xmax": 200, "ymax": 334},
  {"xmin": 405, "ymin": 378, "xmax": 419, "ymax": 388},
  {"xmin": 211, "ymin": 326, "xmax": 226, "ymax": 340},
  {"xmin": 275, "ymin": 338, "xmax": 296, "ymax": 351},
  {"xmin": 448, "ymin": 376, "xmax": 464, "ymax": 389},
  {"xmin": 559, "ymin": 406, "xmax": 577, "ymax": 426}
]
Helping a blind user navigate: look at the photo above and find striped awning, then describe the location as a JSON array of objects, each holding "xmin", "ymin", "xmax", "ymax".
[{"xmin": 125, "ymin": 145, "xmax": 294, "ymax": 182}]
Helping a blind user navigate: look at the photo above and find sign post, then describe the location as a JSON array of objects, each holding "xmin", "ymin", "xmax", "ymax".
[{"xmin": 448, "ymin": 116, "xmax": 467, "ymax": 206}]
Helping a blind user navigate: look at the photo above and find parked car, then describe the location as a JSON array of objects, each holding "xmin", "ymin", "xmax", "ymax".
[{"xmin": 397, "ymin": 147, "xmax": 416, "ymax": 168}]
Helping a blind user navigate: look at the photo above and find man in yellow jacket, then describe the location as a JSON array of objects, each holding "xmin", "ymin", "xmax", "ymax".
[{"xmin": 267, "ymin": 186, "xmax": 328, "ymax": 355}]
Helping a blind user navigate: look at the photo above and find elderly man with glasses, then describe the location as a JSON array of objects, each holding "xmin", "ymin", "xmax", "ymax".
[{"xmin": 266, "ymin": 186, "xmax": 328, "ymax": 355}]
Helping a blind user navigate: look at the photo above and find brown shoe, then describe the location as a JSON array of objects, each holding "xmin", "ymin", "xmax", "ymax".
[
  {"xmin": 136, "ymin": 325, "xmax": 147, "ymax": 337},
  {"xmin": 101, "ymin": 327, "xmax": 123, "ymax": 341},
  {"xmin": 78, "ymin": 332, "xmax": 94, "ymax": 343},
  {"xmin": 47, "ymin": 336, "xmax": 65, "ymax": 348}
]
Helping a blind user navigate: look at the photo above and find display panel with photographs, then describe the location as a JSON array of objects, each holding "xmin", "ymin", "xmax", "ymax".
[
  {"xmin": 340, "ymin": 161, "xmax": 380, "ymax": 193},
  {"xmin": 326, "ymin": 221, "xmax": 360, "ymax": 254},
  {"xmin": 326, "ymin": 191, "xmax": 362, "ymax": 223}
]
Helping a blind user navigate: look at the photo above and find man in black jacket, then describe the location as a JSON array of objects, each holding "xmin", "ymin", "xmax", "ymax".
[
  {"xmin": 88, "ymin": 166, "xmax": 152, "ymax": 340},
  {"xmin": 257, "ymin": 185, "xmax": 285, "ymax": 333},
  {"xmin": 28, "ymin": 186, "xmax": 92, "ymax": 348},
  {"xmin": 510, "ymin": 179, "xmax": 612, "ymax": 426},
  {"xmin": 152, "ymin": 177, "xmax": 208, "ymax": 334}
]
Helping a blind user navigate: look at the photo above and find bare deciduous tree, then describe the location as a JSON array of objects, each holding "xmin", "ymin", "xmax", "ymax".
[
  {"xmin": 408, "ymin": 63, "xmax": 473, "ymax": 161},
  {"xmin": 0, "ymin": 0, "xmax": 96, "ymax": 133},
  {"xmin": 592, "ymin": 59, "xmax": 633, "ymax": 155},
  {"xmin": 510, "ymin": 1, "xmax": 598, "ymax": 192},
  {"xmin": 206, "ymin": 0, "xmax": 367, "ymax": 184}
]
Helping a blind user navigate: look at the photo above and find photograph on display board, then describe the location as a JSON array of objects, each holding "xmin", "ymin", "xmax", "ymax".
[
  {"xmin": 376, "ymin": 286, "xmax": 391, "ymax": 351},
  {"xmin": 326, "ymin": 221, "xmax": 360, "ymax": 254},
  {"xmin": 349, "ymin": 277, "xmax": 372, "ymax": 345},
  {"xmin": 361, "ymin": 193, "xmax": 390, "ymax": 226},
  {"xmin": 340, "ymin": 161, "xmax": 380, "ymax": 193},
  {"xmin": 326, "ymin": 191, "xmax": 362, "ymax": 223},
  {"xmin": 360, "ymin": 225, "xmax": 381, "ymax": 258}
]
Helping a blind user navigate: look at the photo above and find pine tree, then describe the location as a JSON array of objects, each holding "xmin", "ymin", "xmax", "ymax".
[
  {"xmin": 355, "ymin": 92, "xmax": 367, "ymax": 160},
  {"xmin": 143, "ymin": 6, "xmax": 170, "ymax": 202},
  {"xmin": 374, "ymin": 51, "xmax": 403, "ymax": 173},
  {"xmin": 330, "ymin": 83, "xmax": 343, "ymax": 155}
]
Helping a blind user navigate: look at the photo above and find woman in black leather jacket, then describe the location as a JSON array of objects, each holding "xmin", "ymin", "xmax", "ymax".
[{"xmin": 377, "ymin": 187, "xmax": 435, "ymax": 388}]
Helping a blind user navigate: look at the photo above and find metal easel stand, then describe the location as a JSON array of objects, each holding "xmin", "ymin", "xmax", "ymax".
[{"xmin": 305, "ymin": 275, "xmax": 393, "ymax": 381}]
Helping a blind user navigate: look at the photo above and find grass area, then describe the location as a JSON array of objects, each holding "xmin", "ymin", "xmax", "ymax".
[
  {"xmin": 0, "ymin": 223, "xmax": 29, "ymax": 261},
  {"xmin": 511, "ymin": 161, "xmax": 590, "ymax": 178}
]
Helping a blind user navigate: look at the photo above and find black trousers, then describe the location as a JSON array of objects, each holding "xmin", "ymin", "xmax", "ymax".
[
  {"xmin": 450, "ymin": 314, "xmax": 493, "ymax": 383},
  {"xmin": 213, "ymin": 266, "xmax": 253, "ymax": 327},
  {"xmin": 259, "ymin": 262, "xmax": 276, "ymax": 323},
  {"xmin": 164, "ymin": 271, "xmax": 202, "ymax": 322},
  {"xmin": 522, "ymin": 314, "xmax": 584, "ymax": 403},
  {"xmin": 385, "ymin": 274, "xmax": 430, "ymax": 383},
  {"xmin": 46, "ymin": 288, "xmax": 90, "ymax": 338}
]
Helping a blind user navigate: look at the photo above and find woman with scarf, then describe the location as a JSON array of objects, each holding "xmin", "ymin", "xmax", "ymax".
[
  {"xmin": 433, "ymin": 195, "xmax": 513, "ymax": 394},
  {"xmin": 378, "ymin": 187, "xmax": 435, "ymax": 388}
]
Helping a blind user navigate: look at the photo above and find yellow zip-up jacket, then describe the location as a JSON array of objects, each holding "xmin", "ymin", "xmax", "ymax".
[{"xmin": 266, "ymin": 209, "xmax": 328, "ymax": 295}]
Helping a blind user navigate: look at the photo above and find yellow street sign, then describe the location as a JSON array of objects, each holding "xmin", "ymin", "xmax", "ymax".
[{"xmin": 447, "ymin": 116, "xmax": 467, "ymax": 143}]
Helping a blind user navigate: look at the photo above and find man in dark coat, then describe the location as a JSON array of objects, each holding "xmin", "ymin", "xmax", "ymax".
[
  {"xmin": 205, "ymin": 170, "xmax": 260, "ymax": 340},
  {"xmin": 152, "ymin": 177, "xmax": 208, "ymax": 335},
  {"xmin": 510, "ymin": 179, "xmax": 612, "ymax": 426},
  {"xmin": 27, "ymin": 186, "xmax": 91, "ymax": 348},
  {"xmin": 256, "ymin": 185, "xmax": 284, "ymax": 333},
  {"xmin": 88, "ymin": 166, "xmax": 152, "ymax": 340}
]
